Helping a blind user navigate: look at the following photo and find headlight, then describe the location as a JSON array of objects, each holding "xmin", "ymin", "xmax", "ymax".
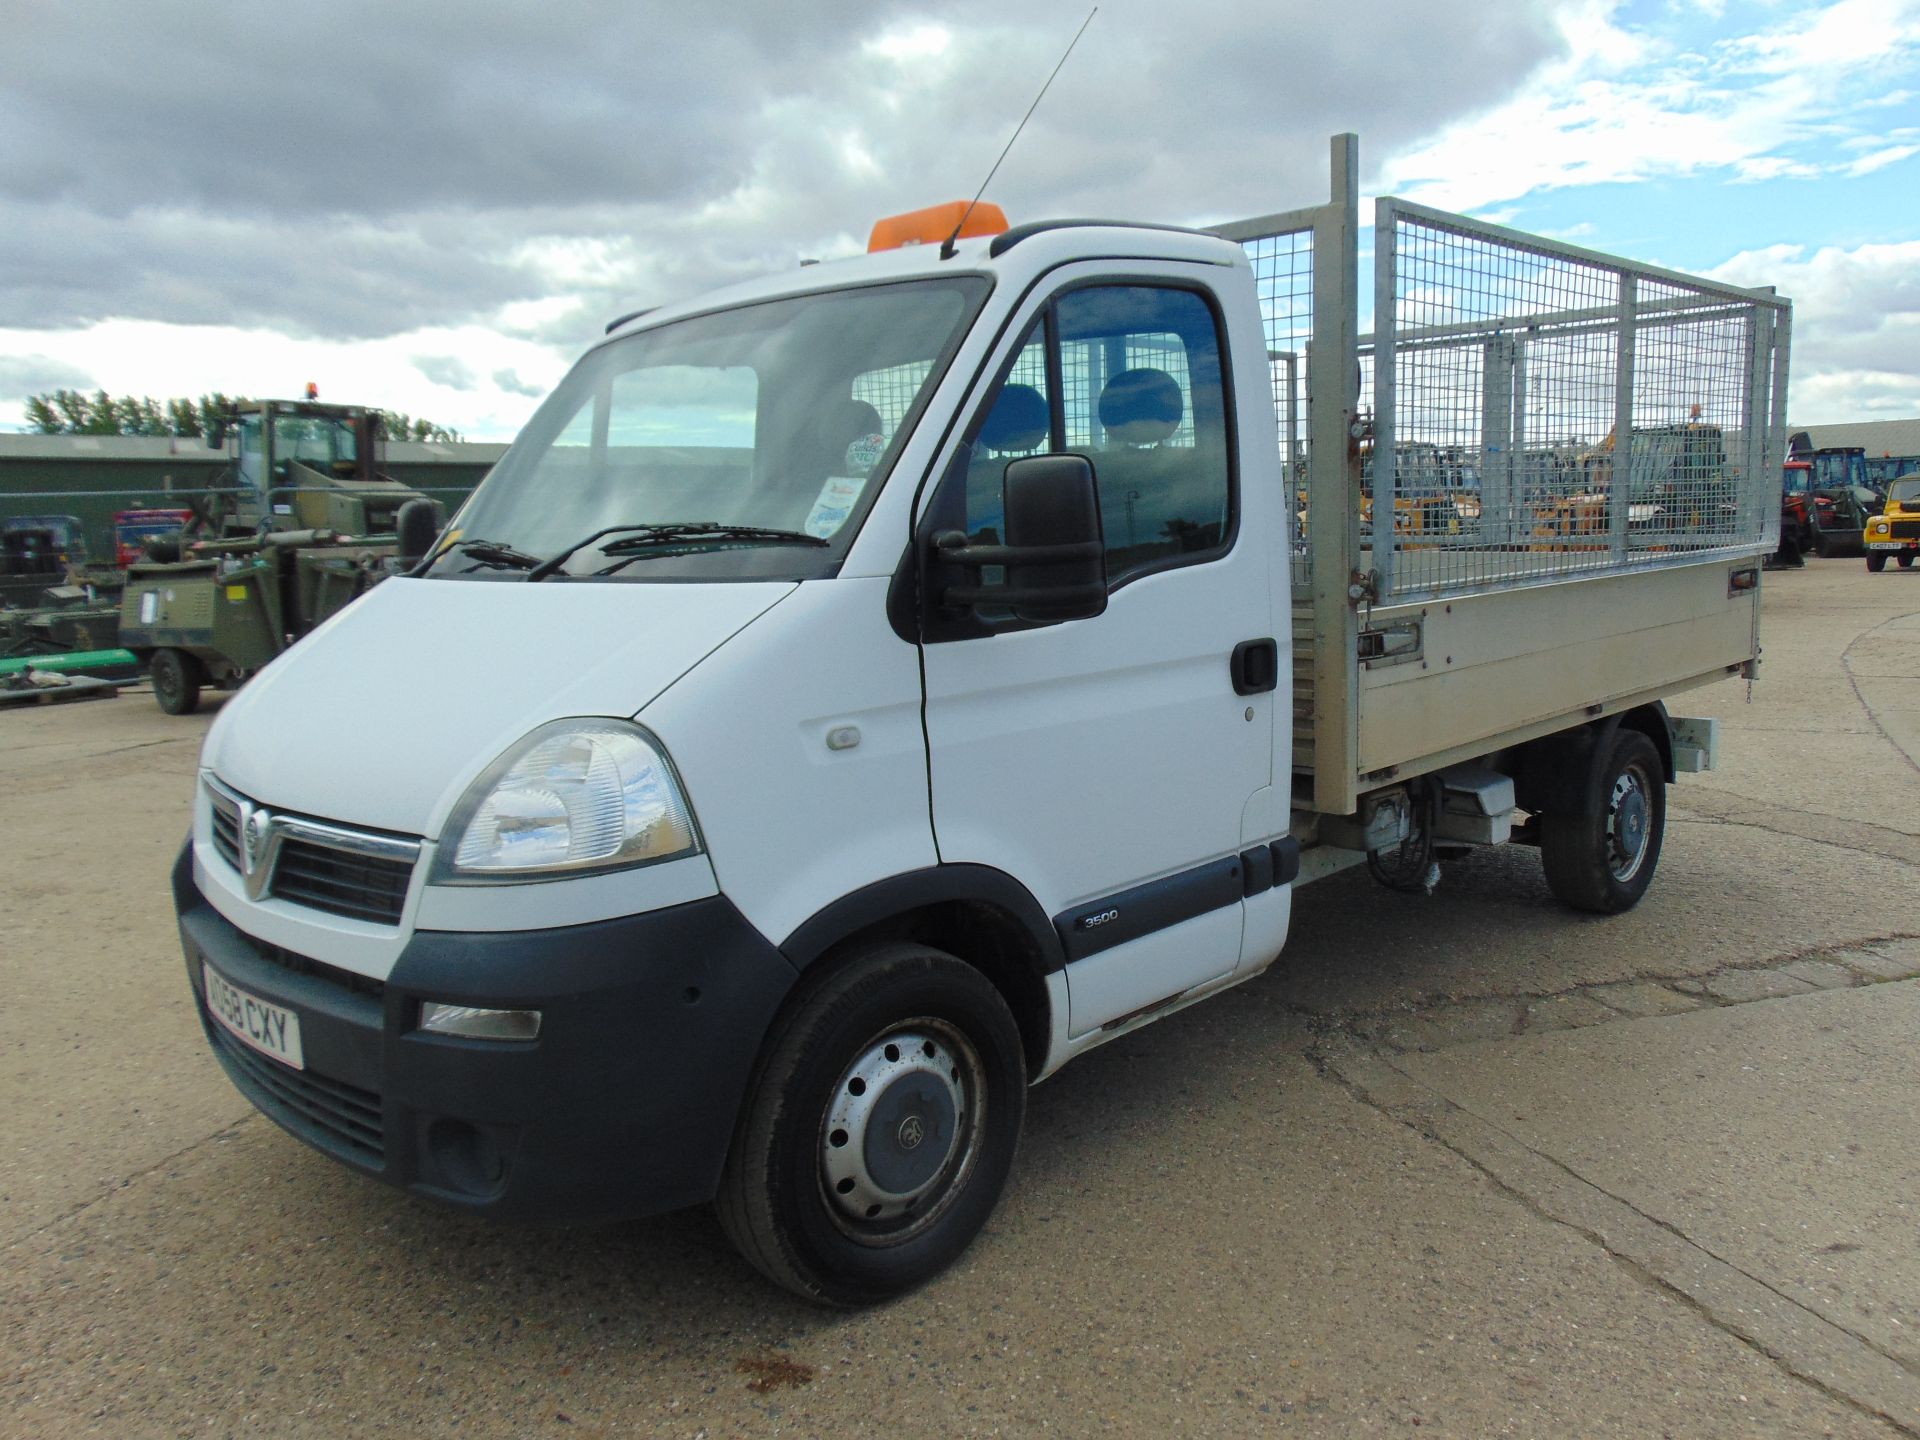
[{"xmin": 433, "ymin": 719, "xmax": 700, "ymax": 882}]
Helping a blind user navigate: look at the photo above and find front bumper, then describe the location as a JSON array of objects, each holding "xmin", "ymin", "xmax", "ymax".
[{"xmin": 173, "ymin": 842, "xmax": 798, "ymax": 1223}]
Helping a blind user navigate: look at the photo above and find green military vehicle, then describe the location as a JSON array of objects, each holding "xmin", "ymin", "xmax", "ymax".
[{"xmin": 119, "ymin": 398, "xmax": 441, "ymax": 714}]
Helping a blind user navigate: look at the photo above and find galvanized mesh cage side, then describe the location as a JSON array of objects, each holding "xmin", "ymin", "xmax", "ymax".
[
  {"xmin": 1372, "ymin": 200, "xmax": 1789, "ymax": 601},
  {"xmin": 1237, "ymin": 226, "xmax": 1316, "ymax": 589},
  {"xmin": 851, "ymin": 363, "xmax": 933, "ymax": 434}
]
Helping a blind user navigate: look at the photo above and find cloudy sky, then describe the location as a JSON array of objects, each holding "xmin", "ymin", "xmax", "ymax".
[{"xmin": 1, "ymin": 0, "xmax": 1915, "ymax": 439}]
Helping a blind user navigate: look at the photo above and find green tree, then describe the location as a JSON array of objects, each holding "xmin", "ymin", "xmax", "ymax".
[
  {"xmin": 23, "ymin": 394, "xmax": 63, "ymax": 433},
  {"xmin": 23, "ymin": 391, "xmax": 458, "ymax": 441},
  {"xmin": 165, "ymin": 398, "xmax": 202, "ymax": 437},
  {"xmin": 375, "ymin": 410, "xmax": 462, "ymax": 443},
  {"xmin": 46, "ymin": 389, "xmax": 103, "ymax": 433},
  {"xmin": 113, "ymin": 395, "xmax": 167, "ymax": 436}
]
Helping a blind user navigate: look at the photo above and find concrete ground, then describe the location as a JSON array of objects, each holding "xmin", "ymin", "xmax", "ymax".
[{"xmin": 2, "ymin": 558, "xmax": 1916, "ymax": 1438}]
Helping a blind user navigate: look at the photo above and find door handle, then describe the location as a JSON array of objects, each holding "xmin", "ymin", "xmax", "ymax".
[{"xmin": 1230, "ymin": 638, "xmax": 1278, "ymax": 696}]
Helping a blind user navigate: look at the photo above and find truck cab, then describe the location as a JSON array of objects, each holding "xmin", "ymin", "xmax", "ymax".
[
  {"xmin": 178, "ymin": 220, "xmax": 1290, "ymax": 1299},
  {"xmin": 120, "ymin": 399, "xmax": 441, "ymax": 714},
  {"xmin": 222, "ymin": 398, "xmax": 421, "ymax": 537}
]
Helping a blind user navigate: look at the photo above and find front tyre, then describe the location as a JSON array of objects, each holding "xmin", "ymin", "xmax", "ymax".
[
  {"xmin": 1539, "ymin": 730, "xmax": 1666, "ymax": 914},
  {"xmin": 1867, "ymin": 552, "xmax": 1888, "ymax": 573},
  {"xmin": 717, "ymin": 943, "xmax": 1026, "ymax": 1306}
]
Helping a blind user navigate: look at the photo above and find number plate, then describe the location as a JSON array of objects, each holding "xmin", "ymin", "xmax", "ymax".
[{"xmin": 203, "ymin": 962, "xmax": 305, "ymax": 1069}]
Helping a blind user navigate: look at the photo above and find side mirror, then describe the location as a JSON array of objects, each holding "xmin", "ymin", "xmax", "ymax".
[
  {"xmin": 395, "ymin": 498, "xmax": 442, "ymax": 568},
  {"xmin": 935, "ymin": 454, "xmax": 1107, "ymax": 624}
]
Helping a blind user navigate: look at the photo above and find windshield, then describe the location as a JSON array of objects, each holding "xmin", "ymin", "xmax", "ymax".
[
  {"xmin": 275, "ymin": 415, "xmax": 359, "ymax": 473},
  {"xmin": 1812, "ymin": 450, "xmax": 1867, "ymax": 490},
  {"xmin": 1889, "ymin": 478, "xmax": 1920, "ymax": 505},
  {"xmin": 237, "ymin": 411, "xmax": 363, "ymax": 489},
  {"xmin": 1625, "ymin": 425, "xmax": 1726, "ymax": 502},
  {"xmin": 433, "ymin": 276, "xmax": 989, "ymax": 582}
]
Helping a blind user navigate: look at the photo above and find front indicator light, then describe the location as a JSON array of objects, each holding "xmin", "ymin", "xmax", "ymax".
[{"xmin": 419, "ymin": 1003, "xmax": 542, "ymax": 1041}]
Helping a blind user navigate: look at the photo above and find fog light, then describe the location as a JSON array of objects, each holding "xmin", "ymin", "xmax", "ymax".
[{"xmin": 419, "ymin": 1002, "xmax": 542, "ymax": 1040}]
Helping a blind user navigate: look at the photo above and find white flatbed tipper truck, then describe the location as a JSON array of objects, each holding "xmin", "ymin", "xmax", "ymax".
[{"xmin": 171, "ymin": 136, "xmax": 1789, "ymax": 1303}]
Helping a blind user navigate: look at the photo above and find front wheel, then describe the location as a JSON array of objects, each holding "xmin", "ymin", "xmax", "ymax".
[
  {"xmin": 149, "ymin": 648, "xmax": 202, "ymax": 715},
  {"xmin": 1867, "ymin": 552, "xmax": 1888, "ymax": 573},
  {"xmin": 1899, "ymin": 554, "xmax": 1915, "ymax": 570},
  {"xmin": 1539, "ymin": 730, "xmax": 1665, "ymax": 914},
  {"xmin": 717, "ymin": 943, "xmax": 1026, "ymax": 1306}
]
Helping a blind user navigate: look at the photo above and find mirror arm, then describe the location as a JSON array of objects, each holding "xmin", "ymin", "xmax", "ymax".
[{"xmin": 931, "ymin": 530, "xmax": 1104, "ymax": 569}]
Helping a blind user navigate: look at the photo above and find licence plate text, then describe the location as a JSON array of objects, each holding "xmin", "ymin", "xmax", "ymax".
[{"xmin": 203, "ymin": 963, "xmax": 305, "ymax": 1069}]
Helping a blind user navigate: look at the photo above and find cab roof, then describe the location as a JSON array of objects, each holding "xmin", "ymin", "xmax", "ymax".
[{"xmin": 599, "ymin": 220, "xmax": 1246, "ymax": 347}]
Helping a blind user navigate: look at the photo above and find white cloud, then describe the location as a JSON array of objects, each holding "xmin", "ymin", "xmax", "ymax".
[
  {"xmin": 1720, "ymin": 0, "xmax": 1920, "ymax": 73},
  {"xmin": 1711, "ymin": 239, "xmax": 1920, "ymax": 422},
  {"xmin": 0, "ymin": 318, "xmax": 568, "ymax": 440},
  {"xmin": 865, "ymin": 22, "xmax": 954, "ymax": 63},
  {"xmin": 4, "ymin": 0, "xmax": 1915, "ymax": 447},
  {"xmin": 1380, "ymin": 0, "xmax": 1920, "ymax": 210},
  {"xmin": 1846, "ymin": 144, "xmax": 1920, "ymax": 174}
]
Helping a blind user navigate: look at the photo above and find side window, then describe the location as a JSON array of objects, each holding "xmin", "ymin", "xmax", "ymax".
[
  {"xmin": 1057, "ymin": 286, "xmax": 1229, "ymax": 581},
  {"xmin": 236, "ymin": 417, "xmax": 264, "ymax": 491},
  {"xmin": 962, "ymin": 319, "xmax": 1051, "ymax": 544},
  {"xmin": 944, "ymin": 285, "xmax": 1231, "ymax": 588}
]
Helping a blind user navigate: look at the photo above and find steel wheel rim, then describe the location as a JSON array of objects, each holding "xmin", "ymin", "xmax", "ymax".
[
  {"xmin": 817, "ymin": 1016, "xmax": 986, "ymax": 1247},
  {"xmin": 1606, "ymin": 764, "xmax": 1653, "ymax": 882}
]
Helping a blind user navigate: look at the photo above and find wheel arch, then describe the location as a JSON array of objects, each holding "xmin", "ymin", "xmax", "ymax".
[
  {"xmin": 1515, "ymin": 701, "xmax": 1674, "ymax": 815},
  {"xmin": 779, "ymin": 865, "xmax": 1061, "ymax": 1075},
  {"xmin": 1621, "ymin": 702, "xmax": 1674, "ymax": 783}
]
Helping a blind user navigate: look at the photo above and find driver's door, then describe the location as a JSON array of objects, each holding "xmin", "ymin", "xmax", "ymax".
[{"xmin": 915, "ymin": 268, "xmax": 1274, "ymax": 1037}]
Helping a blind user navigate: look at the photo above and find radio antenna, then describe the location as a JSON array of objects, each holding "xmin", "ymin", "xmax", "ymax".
[{"xmin": 941, "ymin": 7, "xmax": 1098, "ymax": 260}]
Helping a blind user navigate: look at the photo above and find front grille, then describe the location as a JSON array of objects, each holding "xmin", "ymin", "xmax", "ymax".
[
  {"xmin": 203, "ymin": 776, "xmax": 419, "ymax": 926},
  {"xmin": 272, "ymin": 839, "xmax": 411, "ymax": 924},
  {"xmin": 1890, "ymin": 518, "xmax": 1920, "ymax": 540},
  {"xmin": 209, "ymin": 1023, "xmax": 385, "ymax": 1166},
  {"xmin": 209, "ymin": 793, "xmax": 241, "ymax": 870}
]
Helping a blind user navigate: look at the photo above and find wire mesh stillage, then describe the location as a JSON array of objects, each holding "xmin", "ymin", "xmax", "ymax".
[{"xmin": 1227, "ymin": 197, "xmax": 1790, "ymax": 603}]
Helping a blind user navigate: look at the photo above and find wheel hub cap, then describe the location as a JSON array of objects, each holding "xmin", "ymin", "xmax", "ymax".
[
  {"xmin": 822, "ymin": 1030, "xmax": 967, "ymax": 1226},
  {"xmin": 1609, "ymin": 771, "xmax": 1651, "ymax": 879}
]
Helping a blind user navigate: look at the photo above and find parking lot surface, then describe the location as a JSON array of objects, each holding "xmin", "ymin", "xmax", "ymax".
[{"xmin": 4, "ymin": 560, "xmax": 1917, "ymax": 1437}]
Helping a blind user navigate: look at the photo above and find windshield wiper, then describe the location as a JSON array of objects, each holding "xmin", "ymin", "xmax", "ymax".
[
  {"xmin": 440, "ymin": 538, "xmax": 544, "ymax": 572},
  {"xmin": 529, "ymin": 522, "xmax": 827, "ymax": 581}
]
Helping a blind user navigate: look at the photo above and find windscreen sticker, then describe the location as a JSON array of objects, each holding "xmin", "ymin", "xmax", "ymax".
[
  {"xmin": 843, "ymin": 432, "xmax": 887, "ymax": 475},
  {"xmin": 804, "ymin": 473, "xmax": 868, "ymax": 539}
]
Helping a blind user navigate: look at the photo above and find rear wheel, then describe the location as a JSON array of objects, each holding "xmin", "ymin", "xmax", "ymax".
[
  {"xmin": 1867, "ymin": 552, "xmax": 1888, "ymax": 573},
  {"xmin": 1899, "ymin": 554, "xmax": 1915, "ymax": 569},
  {"xmin": 717, "ymin": 942, "xmax": 1026, "ymax": 1306},
  {"xmin": 150, "ymin": 648, "xmax": 202, "ymax": 715},
  {"xmin": 1539, "ymin": 730, "xmax": 1665, "ymax": 914}
]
